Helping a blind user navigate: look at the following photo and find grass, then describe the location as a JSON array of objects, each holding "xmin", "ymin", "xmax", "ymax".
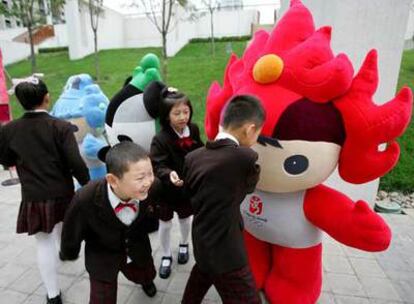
[
  {"xmin": 6, "ymin": 47, "xmax": 164, "ymax": 118},
  {"xmin": 6, "ymin": 41, "xmax": 247, "ymax": 130},
  {"xmin": 4, "ymin": 42, "xmax": 414, "ymax": 192},
  {"xmin": 380, "ymin": 49, "xmax": 414, "ymax": 192},
  {"xmin": 167, "ymin": 41, "xmax": 246, "ymax": 130}
]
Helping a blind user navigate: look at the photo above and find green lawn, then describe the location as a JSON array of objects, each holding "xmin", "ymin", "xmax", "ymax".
[
  {"xmin": 380, "ymin": 49, "xmax": 414, "ymax": 192},
  {"xmin": 6, "ymin": 41, "xmax": 247, "ymax": 125},
  {"xmin": 5, "ymin": 42, "xmax": 414, "ymax": 192}
]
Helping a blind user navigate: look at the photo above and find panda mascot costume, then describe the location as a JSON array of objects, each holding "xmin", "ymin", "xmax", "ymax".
[{"xmin": 105, "ymin": 53, "xmax": 165, "ymax": 150}]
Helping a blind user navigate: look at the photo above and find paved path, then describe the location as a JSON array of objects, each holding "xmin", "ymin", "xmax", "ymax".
[{"xmin": 1, "ymin": 169, "xmax": 413, "ymax": 303}]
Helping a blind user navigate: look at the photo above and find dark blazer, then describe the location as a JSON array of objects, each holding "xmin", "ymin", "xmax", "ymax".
[
  {"xmin": 60, "ymin": 178, "xmax": 161, "ymax": 282},
  {"xmin": 150, "ymin": 123, "xmax": 203, "ymax": 204},
  {"xmin": 183, "ymin": 138, "xmax": 260, "ymax": 275},
  {"xmin": 0, "ymin": 112, "xmax": 89, "ymax": 201}
]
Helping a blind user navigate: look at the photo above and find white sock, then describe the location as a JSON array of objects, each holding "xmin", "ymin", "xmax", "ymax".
[
  {"xmin": 35, "ymin": 223, "xmax": 61, "ymax": 298},
  {"xmin": 158, "ymin": 220, "xmax": 172, "ymax": 257},
  {"xmin": 178, "ymin": 216, "xmax": 192, "ymax": 245},
  {"xmin": 53, "ymin": 222, "xmax": 63, "ymax": 252}
]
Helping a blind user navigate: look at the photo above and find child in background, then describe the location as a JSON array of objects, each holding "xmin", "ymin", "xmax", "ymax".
[
  {"xmin": 150, "ymin": 87, "xmax": 203, "ymax": 279},
  {"xmin": 0, "ymin": 78, "xmax": 90, "ymax": 304}
]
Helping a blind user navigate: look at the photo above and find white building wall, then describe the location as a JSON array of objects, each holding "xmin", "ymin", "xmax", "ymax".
[
  {"xmin": 166, "ymin": 5, "xmax": 195, "ymax": 57},
  {"xmin": 37, "ymin": 24, "xmax": 68, "ymax": 48},
  {"xmin": 65, "ymin": 1, "xmax": 257, "ymax": 60},
  {"xmin": 2, "ymin": 1, "xmax": 258, "ymax": 63},
  {"xmin": 0, "ymin": 0, "xmax": 19, "ymax": 30},
  {"xmin": 0, "ymin": 28, "xmax": 27, "ymax": 41},
  {"xmin": 193, "ymin": 9, "xmax": 258, "ymax": 39},
  {"xmin": 404, "ymin": 4, "xmax": 414, "ymax": 49},
  {"xmin": 97, "ymin": 7, "xmax": 124, "ymax": 50},
  {"xmin": 65, "ymin": 0, "xmax": 94, "ymax": 59},
  {"xmin": 0, "ymin": 23, "xmax": 69, "ymax": 65},
  {"xmin": 0, "ymin": 40, "xmax": 32, "ymax": 65},
  {"xmin": 3, "ymin": 0, "xmax": 414, "ymax": 65},
  {"xmin": 65, "ymin": 0, "xmax": 132, "ymax": 59},
  {"xmin": 123, "ymin": 15, "xmax": 161, "ymax": 49}
]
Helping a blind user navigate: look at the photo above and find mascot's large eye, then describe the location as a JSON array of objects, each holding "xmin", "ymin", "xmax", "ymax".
[{"xmin": 284, "ymin": 155, "xmax": 309, "ymax": 175}]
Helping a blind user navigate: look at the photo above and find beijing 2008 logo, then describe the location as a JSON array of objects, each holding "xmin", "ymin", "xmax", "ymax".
[{"xmin": 249, "ymin": 195, "xmax": 263, "ymax": 215}]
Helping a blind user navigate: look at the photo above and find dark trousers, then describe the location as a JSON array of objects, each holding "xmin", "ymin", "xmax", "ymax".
[
  {"xmin": 181, "ymin": 263, "xmax": 260, "ymax": 304},
  {"xmin": 89, "ymin": 261, "xmax": 156, "ymax": 304}
]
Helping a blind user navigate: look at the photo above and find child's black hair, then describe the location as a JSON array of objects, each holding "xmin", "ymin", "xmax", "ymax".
[
  {"xmin": 15, "ymin": 79, "xmax": 49, "ymax": 111},
  {"xmin": 222, "ymin": 95, "xmax": 265, "ymax": 129},
  {"xmin": 105, "ymin": 141, "xmax": 149, "ymax": 178},
  {"xmin": 159, "ymin": 87, "xmax": 193, "ymax": 129}
]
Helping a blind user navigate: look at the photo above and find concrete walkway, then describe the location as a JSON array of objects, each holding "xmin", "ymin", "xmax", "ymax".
[{"xmin": 0, "ymin": 168, "xmax": 413, "ymax": 304}]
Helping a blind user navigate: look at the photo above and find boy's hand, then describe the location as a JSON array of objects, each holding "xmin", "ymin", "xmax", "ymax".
[{"xmin": 170, "ymin": 171, "xmax": 184, "ymax": 187}]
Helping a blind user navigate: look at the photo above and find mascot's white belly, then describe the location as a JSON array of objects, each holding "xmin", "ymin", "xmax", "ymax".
[
  {"xmin": 105, "ymin": 93, "xmax": 156, "ymax": 151},
  {"xmin": 106, "ymin": 121, "xmax": 155, "ymax": 151},
  {"xmin": 241, "ymin": 190, "xmax": 322, "ymax": 248}
]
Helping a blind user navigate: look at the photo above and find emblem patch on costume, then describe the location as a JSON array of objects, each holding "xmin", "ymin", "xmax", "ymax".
[{"xmin": 249, "ymin": 195, "xmax": 263, "ymax": 215}]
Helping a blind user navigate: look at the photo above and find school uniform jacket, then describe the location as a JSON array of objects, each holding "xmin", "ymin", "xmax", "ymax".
[
  {"xmin": 60, "ymin": 178, "xmax": 161, "ymax": 282},
  {"xmin": 183, "ymin": 138, "xmax": 260, "ymax": 275},
  {"xmin": 0, "ymin": 112, "xmax": 89, "ymax": 201},
  {"xmin": 150, "ymin": 123, "xmax": 203, "ymax": 204}
]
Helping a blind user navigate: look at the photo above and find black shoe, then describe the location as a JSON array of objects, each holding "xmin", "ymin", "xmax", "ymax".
[
  {"xmin": 46, "ymin": 293, "xmax": 62, "ymax": 304},
  {"xmin": 159, "ymin": 256, "xmax": 172, "ymax": 279},
  {"xmin": 142, "ymin": 281, "xmax": 157, "ymax": 297},
  {"xmin": 177, "ymin": 244, "xmax": 189, "ymax": 264}
]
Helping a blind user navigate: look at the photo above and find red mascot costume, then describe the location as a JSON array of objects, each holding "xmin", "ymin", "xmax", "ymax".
[{"xmin": 205, "ymin": 1, "xmax": 413, "ymax": 303}]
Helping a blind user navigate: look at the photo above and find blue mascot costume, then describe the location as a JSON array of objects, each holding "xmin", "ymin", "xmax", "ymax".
[{"xmin": 51, "ymin": 74, "xmax": 109, "ymax": 181}]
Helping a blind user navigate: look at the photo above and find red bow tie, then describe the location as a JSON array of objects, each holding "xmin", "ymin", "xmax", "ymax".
[
  {"xmin": 176, "ymin": 137, "xmax": 194, "ymax": 149},
  {"xmin": 115, "ymin": 201, "xmax": 138, "ymax": 214}
]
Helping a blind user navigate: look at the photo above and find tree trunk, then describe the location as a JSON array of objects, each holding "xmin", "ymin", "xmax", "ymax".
[
  {"xmin": 162, "ymin": 31, "xmax": 168, "ymax": 82},
  {"xmin": 93, "ymin": 29, "xmax": 100, "ymax": 81},
  {"xmin": 210, "ymin": 9, "xmax": 215, "ymax": 56},
  {"xmin": 27, "ymin": 23, "xmax": 36, "ymax": 74}
]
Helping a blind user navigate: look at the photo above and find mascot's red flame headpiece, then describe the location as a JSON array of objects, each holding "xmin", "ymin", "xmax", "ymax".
[{"xmin": 205, "ymin": 0, "xmax": 412, "ymax": 185}]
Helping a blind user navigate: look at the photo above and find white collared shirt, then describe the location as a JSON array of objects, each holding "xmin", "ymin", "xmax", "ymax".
[
  {"xmin": 172, "ymin": 125, "xmax": 190, "ymax": 138},
  {"xmin": 107, "ymin": 184, "xmax": 139, "ymax": 226},
  {"xmin": 215, "ymin": 131, "xmax": 239, "ymax": 145}
]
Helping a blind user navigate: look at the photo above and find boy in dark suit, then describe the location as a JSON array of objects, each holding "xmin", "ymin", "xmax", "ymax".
[
  {"xmin": 60, "ymin": 142, "xmax": 159, "ymax": 304},
  {"xmin": 181, "ymin": 95, "xmax": 265, "ymax": 304}
]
